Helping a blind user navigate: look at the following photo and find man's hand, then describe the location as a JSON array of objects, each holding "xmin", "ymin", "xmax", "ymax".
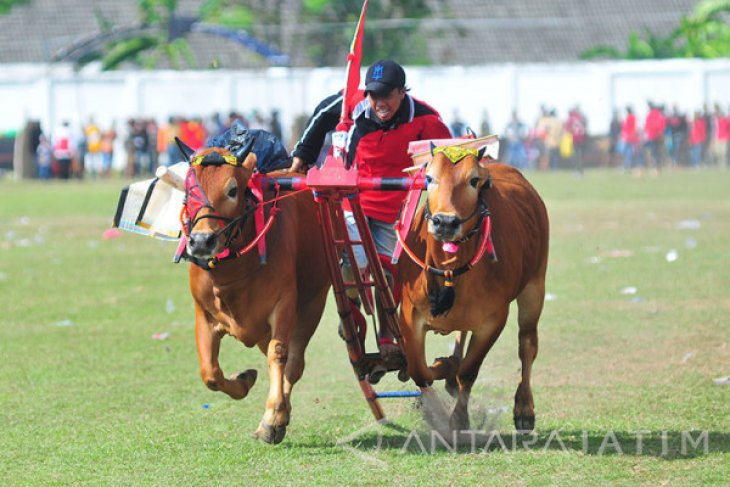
[{"xmin": 288, "ymin": 156, "xmax": 308, "ymax": 173}]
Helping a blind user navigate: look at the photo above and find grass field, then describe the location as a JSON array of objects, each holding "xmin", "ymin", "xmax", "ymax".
[{"xmin": 0, "ymin": 168, "xmax": 728, "ymax": 486}]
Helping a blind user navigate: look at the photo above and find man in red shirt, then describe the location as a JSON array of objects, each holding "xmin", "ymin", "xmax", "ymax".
[
  {"xmin": 689, "ymin": 110, "xmax": 707, "ymax": 167},
  {"xmin": 644, "ymin": 102, "xmax": 667, "ymax": 170},
  {"xmin": 619, "ymin": 106, "xmax": 639, "ymax": 171},
  {"xmin": 290, "ymin": 59, "xmax": 451, "ymax": 360}
]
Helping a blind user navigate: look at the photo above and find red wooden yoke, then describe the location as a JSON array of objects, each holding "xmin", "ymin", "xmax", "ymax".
[{"xmin": 260, "ymin": 152, "xmax": 425, "ymax": 422}]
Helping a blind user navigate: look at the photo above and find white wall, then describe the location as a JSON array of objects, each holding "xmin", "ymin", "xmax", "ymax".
[{"xmin": 1, "ymin": 58, "xmax": 729, "ymax": 146}]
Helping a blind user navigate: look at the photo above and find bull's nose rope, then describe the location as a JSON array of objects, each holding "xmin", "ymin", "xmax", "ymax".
[{"xmin": 394, "ymin": 212, "xmax": 494, "ymax": 282}]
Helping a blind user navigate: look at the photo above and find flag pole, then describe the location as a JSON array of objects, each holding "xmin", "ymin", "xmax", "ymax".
[{"xmin": 337, "ymin": 0, "xmax": 369, "ymax": 133}]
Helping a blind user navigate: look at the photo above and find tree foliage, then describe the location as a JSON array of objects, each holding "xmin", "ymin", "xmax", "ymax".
[
  {"xmin": 195, "ymin": 0, "xmax": 443, "ymax": 67},
  {"xmin": 0, "ymin": 0, "xmax": 28, "ymax": 15},
  {"xmin": 581, "ymin": 0, "xmax": 730, "ymax": 60},
  {"xmin": 67, "ymin": 0, "xmax": 446, "ymax": 70},
  {"xmin": 90, "ymin": 0, "xmax": 281, "ymax": 70},
  {"xmin": 296, "ymin": 0, "xmax": 439, "ymax": 66},
  {"xmin": 99, "ymin": 0, "xmax": 195, "ymax": 70}
]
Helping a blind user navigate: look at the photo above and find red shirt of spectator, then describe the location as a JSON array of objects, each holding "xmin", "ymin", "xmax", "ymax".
[
  {"xmin": 565, "ymin": 110, "xmax": 586, "ymax": 145},
  {"xmin": 621, "ymin": 113, "xmax": 638, "ymax": 144},
  {"xmin": 179, "ymin": 120, "xmax": 206, "ymax": 150},
  {"xmin": 689, "ymin": 116, "xmax": 707, "ymax": 145},
  {"xmin": 644, "ymin": 107, "xmax": 666, "ymax": 142}
]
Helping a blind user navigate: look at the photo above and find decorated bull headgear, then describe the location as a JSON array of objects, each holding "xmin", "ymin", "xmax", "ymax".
[
  {"xmin": 191, "ymin": 150, "xmax": 239, "ymax": 167},
  {"xmin": 183, "ymin": 134, "xmax": 257, "ymax": 168},
  {"xmin": 430, "ymin": 143, "xmax": 486, "ymax": 165},
  {"xmin": 425, "ymin": 142, "xmax": 492, "ymax": 227},
  {"xmin": 178, "ymin": 137, "xmax": 257, "ymax": 241}
]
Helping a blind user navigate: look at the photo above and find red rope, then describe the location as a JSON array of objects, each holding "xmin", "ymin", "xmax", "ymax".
[
  {"xmin": 232, "ymin": 183, "xmax": 308, "ymax": 259},
  {"xmin": 260, "ymin": 187, "xmax": 310, "ymax": 206},
  {"xmin": 394, "ymin": 220, "xmax": 429, "ymax": 271},
  {"xmin": 468, "ymin": 215, "xmax": 492, "ymax": 268},
  {"xmin": 179, "ymin": 205, "xmax": 190, "ymax": 238},
  {"xmin": 236, "ymin": 207, "xmax": 280, "ymax": 257},
  {"xmin": 395, "ymin": 215, "xmax": 493, "ymax": 276}
]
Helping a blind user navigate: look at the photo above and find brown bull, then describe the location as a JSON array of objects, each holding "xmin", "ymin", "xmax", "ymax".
[
  {"xmin": 398, "ymin": 145, "xmax": 549, "ymax": 432},
  {"xmin": 183, "ymin": 145, "xmax": 330, "ymax": 444}
]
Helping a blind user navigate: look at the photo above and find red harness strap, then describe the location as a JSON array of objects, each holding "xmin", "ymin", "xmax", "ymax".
[
  {"xmin": 248, "ymin": 172, "xmax": 269, "ymax": 264},
  {"xmin": 394, "ymin": 213, "xmax": 495, "ymax": 282},
  {"xmin": 392, "ymin": 168, "xmax": 425, "ymax": 265},
  {"xmin": 223, "ymin": 176, "xmax": 309, "ymax": 266}
]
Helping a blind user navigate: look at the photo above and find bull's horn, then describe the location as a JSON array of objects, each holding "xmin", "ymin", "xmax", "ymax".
[
  {"xmin": 402, "ymin": 163, "xmax": 427, "ymax": 173},
  {"xmin": 234, "ymin": 135, "xmax": 257, "ymax": 163},
  {"xmin": 477, "ymin": 146, "xmax": 486, "ymax": 160},
  {"xmin": 174, "ymin": 137, "xmax": 195, "ymax": 162},
  {"xmin": 430, "ymin": 141, "xmax": 437, "ymax": 156}
]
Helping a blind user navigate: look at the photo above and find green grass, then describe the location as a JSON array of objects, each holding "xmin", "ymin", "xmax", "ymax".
[{"xmin": 0, "ymin": 169, "xmax": 728, "ymax": 486}]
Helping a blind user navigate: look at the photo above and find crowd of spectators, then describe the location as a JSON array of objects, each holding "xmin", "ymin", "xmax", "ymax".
[
  {"xmin": 474, "ymin": 105, "xmax": 590, "ymax": 175},
  {"xmin": 30, "ymin": 100, "xmax": 730, "ymax": 180},
  {"xmin": 36, "ymin": 110, "xmax": 283, "ymax": 180},
  {"xmin": 613, "ymin": 101, "xmax": 729, "ymax": 173},
  {"xmin": 466, "ymin": 101, "xmax": 729, "ymax": 176}
]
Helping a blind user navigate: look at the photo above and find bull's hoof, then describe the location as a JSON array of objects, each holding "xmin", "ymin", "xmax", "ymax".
[
  {"xmin": 232, "ymin": 369, "xmax": 258, "ymax": 385},
  {"xmin": 514, "ymin": 414, "xmax": 535, "ymax": 432},
  {"xmin": 367, "ymin": 364, "xmax": 387, "ymax": 384},
  {"xmin": 337, "ymin": 321, "xmax": 346, "ymax": 341},
  {"xmin": 450, "ymin": 410, "xmax": 470, "ymax": 432},
  {"xmin": 444, "ymin": 377, "xmax": 458, "ymax": 398},
  {"xmin": 397, "ymin": 368, "xmax": 409, "ymax": 382},
  {"xmin": 253, "ymin": 421, "xmax": 287, "ymax": 445}
]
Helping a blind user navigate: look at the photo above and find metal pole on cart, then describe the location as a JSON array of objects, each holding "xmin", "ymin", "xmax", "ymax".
[{"xmin": 313, "ymin": 186, "xmax": 386, "ymax": 422}]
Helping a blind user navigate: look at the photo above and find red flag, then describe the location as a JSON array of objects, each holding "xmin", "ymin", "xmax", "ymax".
[{"xmin": 337, "ymin": 0, "xmax": 368, "ymax": 132}]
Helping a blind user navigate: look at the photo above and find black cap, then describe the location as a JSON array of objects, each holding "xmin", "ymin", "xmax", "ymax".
[{"xmin": 365, "ymin": 59, "xmax": 406, "ymax": 97}]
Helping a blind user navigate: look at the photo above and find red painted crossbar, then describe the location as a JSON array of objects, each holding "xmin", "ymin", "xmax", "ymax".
[{"xmin": 261, "ymin": 175, "xmax": 424, "ymax": 192}]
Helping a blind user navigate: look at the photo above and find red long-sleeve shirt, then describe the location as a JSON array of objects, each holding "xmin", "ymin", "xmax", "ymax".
[
  {"xmin": 620, "ymin": 113, "xmax": 638, "ymax": 144},
  {"xmin": 292, "ymin": 93, "xmax": 451, "ymax": 223},
  {"xmin": 644, "ymin": 108, "xmax": 666, "ymax": 142}
]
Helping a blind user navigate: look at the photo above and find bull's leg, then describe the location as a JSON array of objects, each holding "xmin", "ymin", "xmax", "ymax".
[
  {"xmin": 195, "ymin": 305, "xmax": 257, "ymax": 400},
  {"xmin": 513, "ymin": 278, "xmax": 545, "ymax": 432},
  {"xmin": 282, "ymin": 289, "xmax": 329, "ymax": 420},
  {"xmin": 254, "ymin": 302, "xmax": 295, "ymax": 445},
  {"xmin": 400, "ymin": 306, "xmax": 463, "ymax": 385},
  {"xmin": 253, "ymin": 338, "xmax": 289, "ymax": 444},
  {"xmin": 445, "ymin": 331, "xmax": 467, "ymax": 397},
  {"xmin": 451, "ymin": 306, "xmax": 509, "ymax": 432},
  {"xmin": 399, "ymin": 307, "xmax": 434, "ymax": 388}
]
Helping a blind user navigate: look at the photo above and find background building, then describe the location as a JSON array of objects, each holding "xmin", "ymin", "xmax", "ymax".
[{"xmin": 0, "ymin": 0, "xmax": 703, "ymax": 68}]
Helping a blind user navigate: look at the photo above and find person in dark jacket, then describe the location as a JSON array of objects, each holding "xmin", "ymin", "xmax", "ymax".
[{"xmin": 290, "ymin": 59, "xmax": 451, "ymax": 361}]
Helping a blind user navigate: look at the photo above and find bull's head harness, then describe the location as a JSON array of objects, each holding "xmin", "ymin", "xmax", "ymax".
[
  {"xmin": 182, "ymin": 145, "xmax": 259, "ymax": 253},
  {"xmin": 395, "ymin": 143, "xmax": 497, "ymax": 316},
  {"xmin": 423, "ymin": 144, "xmax": 491, "ymax": 243}
]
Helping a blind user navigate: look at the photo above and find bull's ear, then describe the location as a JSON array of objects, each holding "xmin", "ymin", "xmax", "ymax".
[
  {"xmin": 175, "ymin": 137, "xmax": 195, "ymax": 162},
  {"xmin": 430, "ymin": 141, "xmax": 437, "ymax": 156}
]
